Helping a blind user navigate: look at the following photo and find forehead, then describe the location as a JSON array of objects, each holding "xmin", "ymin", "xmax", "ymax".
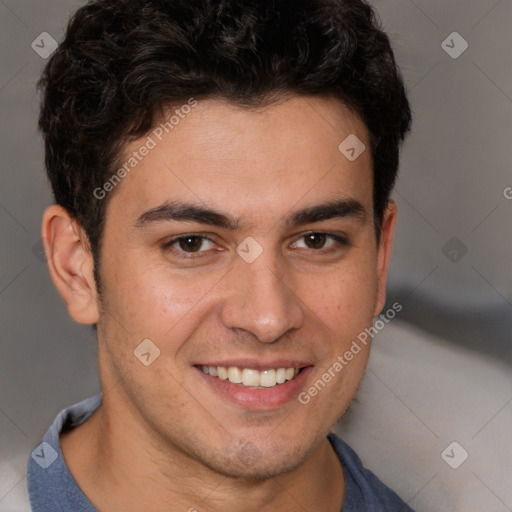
[{"xmin": 107, "ymin": 95, "xmax": 373, "ymax": 226}]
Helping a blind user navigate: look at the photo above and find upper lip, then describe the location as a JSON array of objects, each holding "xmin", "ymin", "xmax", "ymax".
[{"xmin": 194, "ymin": 359, "xmax": 312, "ymax": 371}]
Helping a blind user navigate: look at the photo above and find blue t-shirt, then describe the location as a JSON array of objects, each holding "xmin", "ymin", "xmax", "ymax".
[{"xmin": 27, "ymin": 395, "xmax": 414, "ymax": 511}]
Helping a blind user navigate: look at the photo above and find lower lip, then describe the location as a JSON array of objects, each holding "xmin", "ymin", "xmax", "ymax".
[{"xmin": 195, "ymin": 366, "xmax": 313, "ymax": 410}]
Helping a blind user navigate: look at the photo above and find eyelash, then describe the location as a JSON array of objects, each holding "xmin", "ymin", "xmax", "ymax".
[{"xmin": 161, "ymin": 232, "xmax": 350, "ymax": 259}]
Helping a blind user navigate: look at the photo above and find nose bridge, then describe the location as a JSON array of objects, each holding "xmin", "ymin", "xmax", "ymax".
[{"xmin": 220, "ymin": 248, "xmax": 304, "ymax": 343}]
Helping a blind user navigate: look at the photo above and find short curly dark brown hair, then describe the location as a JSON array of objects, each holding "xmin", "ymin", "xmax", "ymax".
[{"xmin": 37, "ymin": 0, "xmax": 412, "ymax": 283}]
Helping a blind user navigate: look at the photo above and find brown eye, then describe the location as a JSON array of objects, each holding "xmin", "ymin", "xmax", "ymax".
[
  {"xmin": 292, "ymin": 232, "xmax": 349, "ymax": 252},
  {"xmin": 177, "ymin": 236, "xmax": 205, "ymax": 252},
  {"xmin": 162, "ymin": 234, "xmax": 216, "ymax": 257},
  {"xmin": 303, "ymin": 233, "xmax": 328, "ymax": 249}
]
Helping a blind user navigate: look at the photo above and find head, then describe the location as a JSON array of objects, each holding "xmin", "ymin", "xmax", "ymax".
[{"xmin": 39, "ymin": 0, "xmax": 411, "ymax": 480}]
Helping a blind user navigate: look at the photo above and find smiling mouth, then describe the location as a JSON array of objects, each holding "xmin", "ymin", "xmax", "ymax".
[{"xmin": 197, "ymin": 365, "xmax": 302, "ymax": 389}]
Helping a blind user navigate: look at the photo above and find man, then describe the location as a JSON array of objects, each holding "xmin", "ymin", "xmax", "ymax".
[{"xmin": 27, "ymin": 0, "xmax": 413, "ymax": 510}]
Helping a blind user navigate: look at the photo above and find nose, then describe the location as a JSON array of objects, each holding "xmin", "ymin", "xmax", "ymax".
[{"xmin": 220, "ymin": 251, "xmax": 304, "ymax": 343}]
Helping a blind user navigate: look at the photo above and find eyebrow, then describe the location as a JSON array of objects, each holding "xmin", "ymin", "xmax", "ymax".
[{"xmin": 134, "ymin": 198, "xmax": 366, "ymax": 230}]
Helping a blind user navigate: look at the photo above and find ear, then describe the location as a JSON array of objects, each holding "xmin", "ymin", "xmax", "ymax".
[
  {"xmin": 372, "ymin": 200, "xmax": 397, "ymax": 318},
  {"xmin": 42, "ymin": 204, "xmax": 100, "ymax": 324}
]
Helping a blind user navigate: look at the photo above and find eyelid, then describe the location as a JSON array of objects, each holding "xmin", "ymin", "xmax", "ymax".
[
  {"xmin": 290, "ymin": 231, "xmax": 350, "ymax": 249},
  {"xmin": 162, "ymin": 233, "xmax": 215, "ymax": 249},
  {"xmin": 162, "ymin": 231, "xmax": 350, "ymax": 259}
]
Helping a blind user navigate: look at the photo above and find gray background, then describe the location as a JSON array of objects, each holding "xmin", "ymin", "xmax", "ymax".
[{"xmin": 0, "ymin": 0, "xmax": 511, "ymax": 510}]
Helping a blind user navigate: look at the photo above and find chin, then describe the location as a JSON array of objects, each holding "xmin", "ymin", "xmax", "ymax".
[
  {"xmin": 212, "ymin": 456, "xmax": 304, "ymax": 482},
  {"xmin": 202, "ymin": 439, "xmax": 311, "ymax": 481}
]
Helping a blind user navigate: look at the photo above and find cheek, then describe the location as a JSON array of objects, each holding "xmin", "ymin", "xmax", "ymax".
[
  {"xmin": 97, "ymin": 258, "xmax": 218, "ymax": 401},
  {"xmin": 295, "ymin": 261, "xmax": 377, "ymax": 415},
  {"xmin": 300, "ymin": 258, "xmax": 378, "ymax": 333},
  {"xmin": 101, "ymin": 252, "xmax": 223, "ymax": 345}
]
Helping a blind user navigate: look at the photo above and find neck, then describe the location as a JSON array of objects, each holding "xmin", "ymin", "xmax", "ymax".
[{"xmin": 61, "ymin": 396, "xmax": 345, "ymax": 512}]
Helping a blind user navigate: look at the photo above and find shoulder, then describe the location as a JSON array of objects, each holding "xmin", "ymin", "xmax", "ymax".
[
  {"xmin": 26, "ymin": 394, "xmax": 102, "ymax": 512},
  {"xmin": 328, "ymin": 433, "xmax": 415, "ymax": 512}
]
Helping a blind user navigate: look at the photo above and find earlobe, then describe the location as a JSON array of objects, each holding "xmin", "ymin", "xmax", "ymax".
[
  {"xmin": 372, "ymin": 200, "xmax": 397, "ymax": 318},
  {"xmin": 42, "ymin": 204, "xmax": 100, "ymax": 324}
]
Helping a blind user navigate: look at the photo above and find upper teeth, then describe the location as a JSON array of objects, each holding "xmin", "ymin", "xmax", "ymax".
[{"xmin": 201, "ymin": 366, "xmax": 299, "ymax": 388}]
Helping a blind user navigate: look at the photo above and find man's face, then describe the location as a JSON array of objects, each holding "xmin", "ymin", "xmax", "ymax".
[{"xmin": 94, "ymin": 96, "xmax": 393, "ymax": 479}]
